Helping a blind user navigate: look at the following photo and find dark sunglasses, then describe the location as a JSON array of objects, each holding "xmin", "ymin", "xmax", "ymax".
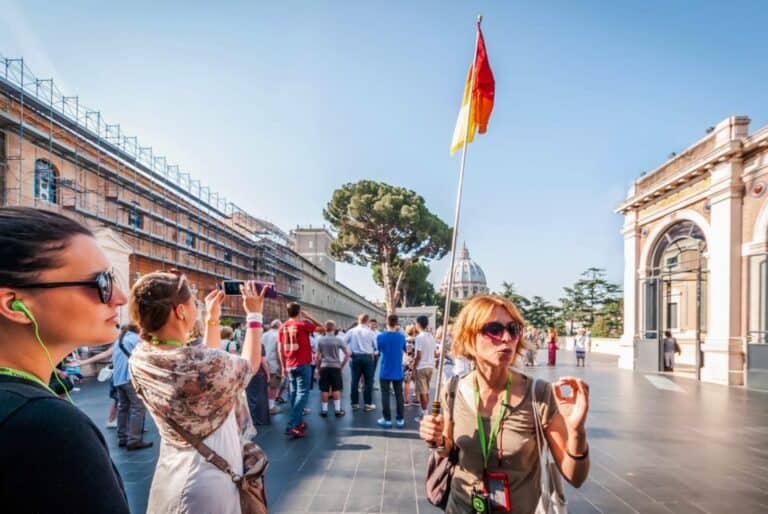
[
  {"xmin": 18, "ymin": 270, "xmax": 115, "ymax": 304},
  {"xmin": 481, "ymin": 321, "xmax": 522, "ymax": 340}
]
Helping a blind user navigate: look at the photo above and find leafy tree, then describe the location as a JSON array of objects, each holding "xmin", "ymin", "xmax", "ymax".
[
  {"xmin": 526, "ymin": 296, "xmax": 560, "ymax": 329},
  {"xmin": 435, "ymin": 293, "xmax": 462, "ymax": 326},
  {"xmin": 373, "ymin": 259, "xmax": 436, "ymax": 307},
  {"xmin": 559, "ymin": 268, "xmax": 622, "ymax": 334},
  {"xmin": 498, "ymin": 281, "xmax": 530, "ymax": 316},
  {"xmin": 324, "ymin": 180, "xmax": 451, "ymax": 314}
]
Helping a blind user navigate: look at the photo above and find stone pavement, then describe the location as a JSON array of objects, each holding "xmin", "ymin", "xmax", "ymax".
[{"xmin": 74, "ymin": 351, "xmax": 768, "ymax": 514}]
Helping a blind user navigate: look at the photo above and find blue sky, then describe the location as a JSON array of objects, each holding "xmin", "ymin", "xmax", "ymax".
[{"xmin": 2, "ymin": 0, "xmax": 767, "ymax": 304}]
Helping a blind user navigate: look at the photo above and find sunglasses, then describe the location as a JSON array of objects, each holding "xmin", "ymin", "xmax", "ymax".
[
  {"xmin": 480, "ymin": 321, "xmax": 522, "ymax": 340},
  {"xmin": 18, "ymin": 270, "xmax": 115, "ymax": 304}
]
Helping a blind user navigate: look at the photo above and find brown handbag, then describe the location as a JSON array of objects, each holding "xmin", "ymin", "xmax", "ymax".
[
  {"xmin": 425, "ymin": 375, "xmax": 460, "ymax": 509},
  {"xmin": 164, "ymin": 416, "xmax": 269, "ymax": 514}
]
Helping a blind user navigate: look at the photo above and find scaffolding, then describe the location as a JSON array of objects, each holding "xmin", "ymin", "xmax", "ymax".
[{"xmin": 0, "ymin": 54, "xmax": 300, "ymax": 317}]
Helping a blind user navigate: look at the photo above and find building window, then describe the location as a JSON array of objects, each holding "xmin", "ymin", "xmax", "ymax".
[
  {"xmin": 224, "ymin": 250, "xmax": 232, "ymax": 262},
  {"xmin": 665, "ymin": 256, "xmax": 679, "ymax": 270},
  {"xmin": 186, "ymin": 232, "xmax": 196, "ymax": 248},
  {"xmin": 34, "ymin": 159, "xmax": 58, "ymax": 203},
  {"xmin": 128, "ymin": 202, "xmax": 143, "ymax": 229},
  {"xmin": 666, "ymin": 302, "xmax": 678, "ymax": 330}
]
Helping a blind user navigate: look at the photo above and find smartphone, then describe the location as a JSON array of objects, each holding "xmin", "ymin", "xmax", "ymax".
[{"xmin": 221, "ymin": 280, "xmax": 278, "ymax": 298}]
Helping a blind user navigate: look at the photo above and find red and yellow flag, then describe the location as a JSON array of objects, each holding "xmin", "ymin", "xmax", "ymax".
[{"xmin": 450, "ymin": 23, "xmax": 495, "ymax": 155}]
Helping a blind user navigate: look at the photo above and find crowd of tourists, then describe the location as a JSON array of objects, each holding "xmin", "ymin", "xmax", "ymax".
[{"xmin": 0, "ymin": 206, "xmax": 591, "ymax": 514}]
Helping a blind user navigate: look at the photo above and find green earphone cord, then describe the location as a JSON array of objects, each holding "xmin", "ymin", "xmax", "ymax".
[{"xmin": 27, "ymin": 310, "xmax": 75, "ymax": 404}]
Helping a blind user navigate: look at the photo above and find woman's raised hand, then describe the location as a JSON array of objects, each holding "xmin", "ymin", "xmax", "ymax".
[
  {"xmin": 419, "ymin": 414, "xmax": 445, "ymax": 446},
  {"xmin": 204, "ymin": 289, "xmax": 225, "ymax": 321},
  {"xmin": 552, "ymin": 376, "xmax": 590, "ymax": 432},
  {"xmin": 241, "ymin": 280, "xmax": 267, "ymax": 314}
]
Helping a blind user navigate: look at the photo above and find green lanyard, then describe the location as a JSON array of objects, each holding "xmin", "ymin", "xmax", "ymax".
[
  {"xmin": 149, "ymin": 337, "xmax": 184, "ymax": 347},
  {"xmin": 475, "ymin": 373, "xmax": 511, "ymax": 468},
  {"xmin": 0, "ymin": 366, "xmax": 56, "ymax": 395}
]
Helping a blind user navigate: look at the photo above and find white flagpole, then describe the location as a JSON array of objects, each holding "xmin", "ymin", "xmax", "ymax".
[{"xmin": 430, "ymin": 15, "xmax": 482, "ymax": 433}]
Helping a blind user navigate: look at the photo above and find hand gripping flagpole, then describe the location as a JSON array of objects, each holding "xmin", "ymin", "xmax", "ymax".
[{"xmin": 428, "ymin": 15, "xmax": 482, "ymax": 449}]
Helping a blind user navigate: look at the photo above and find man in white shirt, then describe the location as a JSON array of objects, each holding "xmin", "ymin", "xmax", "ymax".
[
  {"xmin": 262, "ymin": 320, "xmax": 283, "ymax": 413},
  {"xmin": 344, "ymin": 313, "xmax": 377, "ymax": 411},
  {"xmin": 412, "ymin": 315, "xmax": 436, "ymax": 421}
]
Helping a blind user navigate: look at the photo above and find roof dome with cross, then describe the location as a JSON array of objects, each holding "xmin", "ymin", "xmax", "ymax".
[{"xmin": 439, "ymin": 243, "xmax": 489, "ymax": 301}]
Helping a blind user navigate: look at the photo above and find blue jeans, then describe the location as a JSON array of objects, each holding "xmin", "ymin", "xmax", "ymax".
[
  {"xmin": 350, "ymin": 354, "xmax": 375, "ymax": 406},
  {"xmin": 288, "ymin": 364, "xmax": 312, "ymax": 429}
]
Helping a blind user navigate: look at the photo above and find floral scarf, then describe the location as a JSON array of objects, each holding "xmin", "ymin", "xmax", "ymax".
[{"xmin": 129, "ymin": 342, "xmax": 256, "ymax": 448}]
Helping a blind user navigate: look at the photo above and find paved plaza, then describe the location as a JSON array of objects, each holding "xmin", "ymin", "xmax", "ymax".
[{"xmin": 75, "ymin": 351, "xmax": 768, "ymax": 514}]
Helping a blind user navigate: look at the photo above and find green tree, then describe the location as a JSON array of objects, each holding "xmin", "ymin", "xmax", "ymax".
[
  {"xmin": 498, "ymin": 281, "xmax": 530, "ymax": 316},
  {"xmin": 560, "ymin": 268, "xmax": 622, "ymax": 334},
  {"xmin": 324, "ymin": 180, "xmax": 451, "ymax": 314},
  {"xmin": 372, "ymin": 259, "xmax": 436, "ymax": 307},
  {"xmin": 526, "ymin": 296, "xmax": 560, "ymax": 329},
  {"xmin": 435, "ymin": 293, "xmax": 462, "ymax": 326}
]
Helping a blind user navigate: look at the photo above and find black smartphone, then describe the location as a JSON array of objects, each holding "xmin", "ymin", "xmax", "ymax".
[{"xmin": 221, "ymin": 280, "xmax": 278, "ymax": 298}]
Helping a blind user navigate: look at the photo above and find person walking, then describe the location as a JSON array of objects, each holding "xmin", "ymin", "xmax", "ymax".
[
  {"xmin": 413, "ymin": 315, "xmax": 436, "ymax": 422},
  {"xmin": 345, "ymin": 313, "xmax": 377, "ymax": 411},
  {"xmin": 663, "ymin": 330, "xmax": 681, "ymax": 371},
  {"xmin": 575, "ymin": 328, "xmax": 588, "ymax": 367},
  {"xmin": 376, "ymin": 314, "xmax": 407, "ymax": 428},
  {"xmin": 420, "ymin": 295, "xmax": 591, "ymax": 513},
  {"xmin": 113, "ymin": 324, "xmax": 152, "ymax": 450},
  {"xmin": 315, "ymin": 320, "xmax": 350, "ymax": 417},
  {"xmin": 263, "ymin": 319, "xmax": 283, "ymax": 414},
  {"xmin": 0, "ymin": 207, "xmax": 130, "ymax": 513},
  {"xmin": 278, "ymin": 302, "xmax": 322, "ymax": 438},
  {"xmin": 403, "ymin": 324, "xmax": 417, "ymax": 405},
  {"xmin": 547, "ymin": 327, "xmax": 558, "ymax": 366},
  {"xmin": 129, "ymin": 274, "xmax": 267, "ymax": 514}
]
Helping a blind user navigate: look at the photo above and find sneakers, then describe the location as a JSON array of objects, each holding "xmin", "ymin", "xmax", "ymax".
[
  {"xmin": 414, "ymin": 414, "xmax": 424, "ymax": 423},
  {"xmin": 269, "ymin": 406, "xmax": 282, "ymax": 415},
  {"xmin": 396, "ymin": 419, "xmax": 405, "ymax": 429},
  {"xmin": 302, "ymin": 408, "xmax": 311, "ymax": 415},
  {"xmin": 126, "ymin": 441, "xmax": 153, "ymax": 451},
  {"xmin": 286, "ymin": 427, "xmax": 305, "ymax": 439},
  {"xmin": 320, "ymin": 410, "xmax": 328, "ymax": 418},
  {"xmin": 377, "ymin": 418, "xmax": 392, "ymax": 428},
  {"xmin": 335, "ymin": 409, "xmax": 346, "ymax": 417},
  {"xmin": 351, "ymin": 404, "xmax": 360, "ymax": 411},
  {"xmin": 363, "ymin": 404, "xmax": 376, "ymax": 412},
  {"xmin": 105, "ymin": 419, "xmax": 117, "ymax": 429}
]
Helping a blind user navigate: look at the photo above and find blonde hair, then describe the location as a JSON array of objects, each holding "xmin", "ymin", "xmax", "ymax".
[
  {"xmin": 405, "ymin": 324, "xmax": 417, "ymax": 338},
  {"xmin": 451, "ymin": 294, "xmax": 529, "ymax": 364}
]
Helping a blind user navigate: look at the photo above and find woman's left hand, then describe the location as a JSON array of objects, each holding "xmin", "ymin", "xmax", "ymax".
[
  {"xmin": 205, "ymin": 289, "xmax": 225, "ymax": 321},
  {"xmin": 552, "ymin": 376, "xmax": 589, "ymax": 431}
]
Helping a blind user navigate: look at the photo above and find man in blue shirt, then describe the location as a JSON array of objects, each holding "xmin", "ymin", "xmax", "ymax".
[
  {"xmin": 376, "ymin": 314, "xmax": 407, "ymax": 428},
  {"xmin": 112, "ymin": 324, "xmax": 152, "ymax": 450}
]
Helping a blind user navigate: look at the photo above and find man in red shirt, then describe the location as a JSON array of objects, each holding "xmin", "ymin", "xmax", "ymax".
[{"xmin": 278, "ymin": 302, "xmax": 321, "ymax": 438}]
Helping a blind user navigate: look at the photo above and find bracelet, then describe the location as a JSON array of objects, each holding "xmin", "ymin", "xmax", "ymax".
[
  {"xmin": 565, "ymin": 444, "xmax": 589, "ymax": 460},
  {"xmin": 246, "ymin": 313, "xmax": 263, "ymax": 323},
  {"xmin": 206, "ymin": 319, "xmax": 220, "ymax": 327},
  {"xmin": 247, "ymin": 321, "xmax": 263, "ymax": 330}
]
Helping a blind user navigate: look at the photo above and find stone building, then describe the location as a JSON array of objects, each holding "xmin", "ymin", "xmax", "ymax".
[
  {"xmin": 616, "ymin": 115, "xmax": 768, "ymax": 389},
  {"xmin": 439, "ymin": 243, "xmax": 490, "ymax": 301}
]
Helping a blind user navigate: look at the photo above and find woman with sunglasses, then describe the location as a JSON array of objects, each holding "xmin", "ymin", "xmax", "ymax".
[
  {"xmin": 420, "ymin": 295, "xmax": 590, "ymax": 514},
  {"xmin": 0, "ymin": 207, "xmax": 130, "ymax": 513},
  {"xmin": 128, "ymin": 272, "xmax": 267, "ymax": 514}
]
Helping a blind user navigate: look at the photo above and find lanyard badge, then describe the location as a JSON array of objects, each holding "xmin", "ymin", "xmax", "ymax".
[{"xmin": 475, "ymin": 374, "xmax": 513, "ymax": 512}]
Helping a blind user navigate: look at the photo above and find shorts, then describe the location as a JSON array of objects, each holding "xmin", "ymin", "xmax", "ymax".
[
  {"xmin": 319, "ymin": 367, "xmax": 343, "ymax": 392},
  {"xmin": 576, "ymin": 350, "xmax": 586, "ymax": 360},
  {"xmin": 268, "ymin": 374, "xmax": 283, "ymax": 389},
  {"xmin": 415, "ymin": 368, "xmax": 433, "ymax": 395}
]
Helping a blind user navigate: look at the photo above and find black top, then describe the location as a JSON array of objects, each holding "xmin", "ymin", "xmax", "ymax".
[{"xmin": 0, "ymin": 375, "xmax": 130, "ymax": 514}]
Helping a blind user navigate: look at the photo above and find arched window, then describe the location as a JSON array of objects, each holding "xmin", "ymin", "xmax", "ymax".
[{"xmin": 34, "ymin": 159, "xmax": 58, "ymax": 203}]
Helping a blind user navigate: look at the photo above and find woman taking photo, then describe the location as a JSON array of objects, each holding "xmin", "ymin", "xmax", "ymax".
[
  {"xmin": 420, "ymin": 295, "xmax": 590, "ymax": 514},
  {"xmin": 0, "ymin": 207, "xmax": 130, "ymax": 513},
  {"xmin": 128, "ymin": 273, "xmax": 267, "ymax": 514}
]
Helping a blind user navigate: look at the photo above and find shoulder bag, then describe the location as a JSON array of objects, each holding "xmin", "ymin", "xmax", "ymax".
[
  {"xmin": 532, "ymin": 378, "xmax": 568, "ymax": 514},
  {"xmin": 425, "ymin": 374, "xmax": 460, "ymax": 510}
]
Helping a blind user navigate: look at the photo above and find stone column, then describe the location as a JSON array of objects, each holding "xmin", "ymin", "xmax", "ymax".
[
  {"xmin": 619, "ymin": 210, "xmax": 640, "ymax": 369},
  {"xmin": 703, "ymin": 157, "xmax": 744, "ymax": 384}
]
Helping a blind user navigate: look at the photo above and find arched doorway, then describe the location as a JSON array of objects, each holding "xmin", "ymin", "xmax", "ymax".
[{"xmin": 640, "ymin": 220, "xmax": 708, "ymax": 379}]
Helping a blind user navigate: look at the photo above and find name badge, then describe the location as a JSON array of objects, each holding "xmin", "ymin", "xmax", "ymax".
[{"xmin": 483, "ymin": 470, "xmax": 511, "ymax": 511}]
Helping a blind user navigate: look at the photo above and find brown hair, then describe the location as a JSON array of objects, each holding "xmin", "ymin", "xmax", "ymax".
[
  {"xmin": 451, "ymin": 294, "xmax": 529, "ymax": 363},
  {"xmin": 287, "ymin": 302, "xmax": 301, "ymax": 318},
  {"xmin": 325, "ymin": 320, "xmax": 336, "ymax": 332},
  {"xmin": 220, "ymin": 326, "xmax": 234, "ymax": 340},
  {"xmin": 129, "ymin": 272, "xmax": 192, "ymax": 340}
]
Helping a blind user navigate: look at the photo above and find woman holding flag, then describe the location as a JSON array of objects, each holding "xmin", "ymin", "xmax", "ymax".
[{"xmin": 419, "ymin": 295, "xmax": 591, "ymax": 513}]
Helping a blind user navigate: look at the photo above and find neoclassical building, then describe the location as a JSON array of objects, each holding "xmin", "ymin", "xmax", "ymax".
[
  {"xmin": 617, "ymin": 115, "xmax": 768, "ymax": 389},
  {"xmin": 439, "ymin": 243, "xmax": 490, "ymax": 301}
]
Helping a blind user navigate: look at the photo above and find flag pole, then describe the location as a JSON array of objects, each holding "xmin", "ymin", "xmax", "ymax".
[{"xmin": 429, "ymin": 14, "xmax": 482, "ymax": 448}]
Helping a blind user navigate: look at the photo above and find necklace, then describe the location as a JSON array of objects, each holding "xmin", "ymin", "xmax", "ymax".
[
  {"xmin": 149, "ymin": 336, "xmax": 184, "ymax": 347},
  {"xmin": 0, "ymin": 366, "xmax": 55, "ymax": 395}
]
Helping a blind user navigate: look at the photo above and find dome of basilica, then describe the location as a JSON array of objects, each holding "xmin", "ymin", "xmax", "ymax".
[{"xmin": 439, "ymin": 243, "xmax": 489, "ymax": 301}]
